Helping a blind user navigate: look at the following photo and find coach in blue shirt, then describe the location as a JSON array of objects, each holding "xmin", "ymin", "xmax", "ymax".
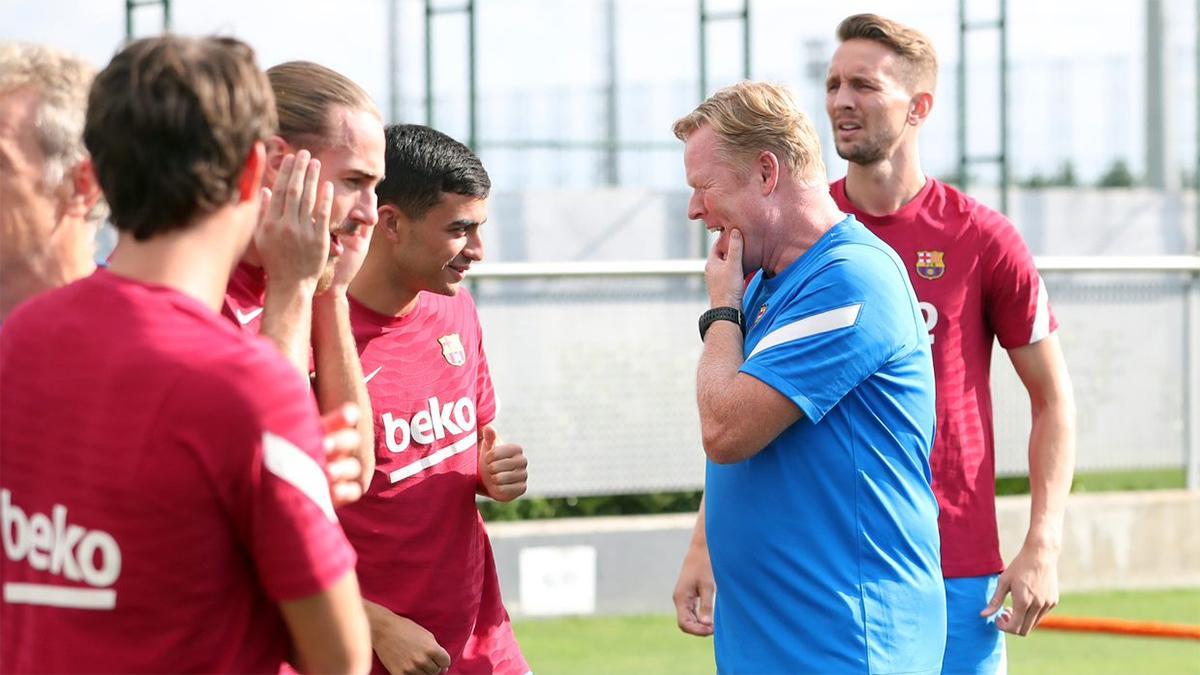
[{"xmin": 673, "ymin": 81, "xmax": 945, "ymax": 674}]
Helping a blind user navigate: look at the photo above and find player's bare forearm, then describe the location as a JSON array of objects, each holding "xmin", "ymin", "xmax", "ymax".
[
  {"xmin": 673, "ymin": 496, "xmax": 715, "ymax": 637},
  {"xmin": 697, "ymin": 323, "xmax": 802, "ymax": 464},
  {"xmin": 1009, "ymin": 335, "xmax": 1077, "ymax": 552},
  {"xmin": 313, "ymin": 292, "xmax": 375, "ymax": 489},
  {"xmin": 1024, "ymin": 397, "xmax": 1076, "ymax": 552},
  {"xmin": 261, "ymin": 277, "xmax": 317, "ymax": 379},
  {"xmin": 362, "ymin": 598, "xmax": 397, "ymax": 638},
  {"xmin": 362, "ymin": 598, "xmax": 451, "ymax": 674},
  {"xmin": 696, "ymin": 321, "xmax": 748, "ymax": 461},
  {"xmin": 689, "ymin": 495, "xmax": 707, "ymax": 549},
  {"xmin": 984, "ymin": 337, "xmax": 1075, "ymax": 634},
  {"xmin": 280, "ymin": 571, "xmax": 372, "ymax": 675}
]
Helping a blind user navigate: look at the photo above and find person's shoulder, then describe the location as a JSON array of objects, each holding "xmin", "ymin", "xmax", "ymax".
[
  {"xmin": 159, "ymin": 337, "xmax": 312, "ymax": 446},
  {"xmin": 439, "ymin": 286, "xmax": 479, "ymax": 312},
  {"xmin": 2, "ymin": 273, "xmax": 108, "ymax": 346},
  {"xmin": 938, "ymin": 184, "xmax": 1033, "ymax": 263},
  {"xmin": 198, "ymin": 335, "xmax": 305, "ymax": 395},
  {"xmin": 829, "ymin": 217, "xmax": 908, "ymax": 269},
  {"xmin": 430, "ymin": 287, "xmax": 483, "ymax": 329},
  {"xmin": 933, "ymin": 179, "xmax": 1013, "ymax": 235},
  {"xmin": 813, "ymin": 220, "xmax": 914, "ymax": 299}
]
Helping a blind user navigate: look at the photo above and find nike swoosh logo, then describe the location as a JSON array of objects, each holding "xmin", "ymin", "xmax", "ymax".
[
  {"xmin": 364, "ymin": 366, "xmax": 383, "ymax": 384},
  {"xmin": 235, "ymin": 307, "xmax": 264, "ymax": 325}
]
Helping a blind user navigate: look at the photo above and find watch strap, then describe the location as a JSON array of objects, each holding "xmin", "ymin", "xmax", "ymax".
[{"xmin": 699, "ymin": 307, "xmax": 744, "ymax": 341}]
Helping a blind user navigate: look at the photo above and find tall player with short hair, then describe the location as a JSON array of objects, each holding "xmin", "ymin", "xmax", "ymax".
[
  {"xmin": 825, "ymin": 14, "xmax": 1075, "ymax": 673},
  {"xmin": 0, "ymin": 35, "xmax": 370, "ymax": 674},
  {"xmin": 343, "ymin": 124, "xmax": 530, "ymax": 675},
  {"xmin": 223, "ymin": 60, "xmax": 386, "ymax": 500}
]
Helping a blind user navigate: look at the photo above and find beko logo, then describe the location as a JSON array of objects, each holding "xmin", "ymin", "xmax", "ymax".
[
  {"xmin": 381, "ymin": 396, "xmax": 477, "ymax": 454},
  {"xmin": 2, "ymin": 489, "xmax": 121, "ymax": 610}
]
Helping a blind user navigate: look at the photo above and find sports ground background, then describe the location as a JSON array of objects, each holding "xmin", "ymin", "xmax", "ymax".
[{"xmin": 5, "ymin": 0, "xmax": 1200, "ymax": 671}]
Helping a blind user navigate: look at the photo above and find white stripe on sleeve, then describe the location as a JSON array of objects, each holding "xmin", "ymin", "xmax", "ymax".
[
  {"xmin": 1029, "ymin": 274, "xmax": 1051, "ymax": 344},
  {"xmin": 262, "ymin": 431, "xmax": 337, "ymax": 523},
  {"xmin": 748, "ymin": 304, "xmax": 862, "ymax": 359}
]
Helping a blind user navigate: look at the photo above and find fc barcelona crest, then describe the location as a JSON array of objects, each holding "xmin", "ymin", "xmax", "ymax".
[
  {"xmin": 915, "ymin": 250, "xmax": 946, "ymax": 280},
  {"xmin": 753, "ymin": 304, "xmax": 768, "ymax": 327},
  {"xmin": 438, "ymin": 334, "xmax": 466, "ymax": 367}
]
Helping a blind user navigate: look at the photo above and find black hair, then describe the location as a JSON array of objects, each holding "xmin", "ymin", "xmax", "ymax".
[{"xmin": 376, "ymin": 124, "xmax": 491, "ymax": 220}]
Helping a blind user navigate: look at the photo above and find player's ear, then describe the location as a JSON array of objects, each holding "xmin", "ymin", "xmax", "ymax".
[
  {"xmin": 263, "ymin": 136, "xmax": 292, "ymax": 185},
  {"xmin": 758, "ymin": 150, "xmax": 780, "ymax": 196},
  {"xmin": 65, "ymin": 158, "xmax": 102, "ymax": 217},
  {"xmin": 376, "ymin": 204, "xmax": 402, "ymax": 241},
  {"xmin": 908, "ymin": 91, "xmax": 933, "ymax": 126}
]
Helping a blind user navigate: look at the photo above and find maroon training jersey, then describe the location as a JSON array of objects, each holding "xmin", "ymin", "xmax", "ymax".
[
  {"xmin": 339, "ymin": 289, "xmax": 528, "ymax": 675},
  {"xmin": 0, "ymin": 270, "xmax": 356, "ymax": 673},
  {"xmin": 832, "ymin": 177, "xmax": 1058, "ymax": 578}
]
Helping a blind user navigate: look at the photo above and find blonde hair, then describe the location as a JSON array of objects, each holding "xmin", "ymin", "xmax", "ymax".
[
  {"xmin": 836, "ymin": 14, "xmax": 939, "ymax": 92},
  {"xmin": 673, "ymin": 81, "xmax": 825, "ymax": 184},
  {"xmin": 0, "ymin": 42, "xmax": 94, "ymax": 191},
  {"xmin": 267, "ymin": 61, "xmax": 379, "ymax": 151}
]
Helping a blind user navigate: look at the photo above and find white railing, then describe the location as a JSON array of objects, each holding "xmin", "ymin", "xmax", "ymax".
[{"xmin": 471, "ymin": 255, "xmax": 1200, "ymax": 278}]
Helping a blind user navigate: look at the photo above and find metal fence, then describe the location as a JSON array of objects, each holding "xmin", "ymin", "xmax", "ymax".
[{"xmin": 472, "ymin": 256, "xmax": 1200, "ymax": 497}]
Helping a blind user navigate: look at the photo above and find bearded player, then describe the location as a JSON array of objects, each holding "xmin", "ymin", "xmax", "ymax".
[{"xmin": 222, "ymin": 61, "xmax": 385, "ymax": 500}]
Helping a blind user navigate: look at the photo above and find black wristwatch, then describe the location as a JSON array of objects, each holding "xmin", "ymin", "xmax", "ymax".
[{"xmin": 699, "ymin": 307, "xmax": 744, "ymax": 341}]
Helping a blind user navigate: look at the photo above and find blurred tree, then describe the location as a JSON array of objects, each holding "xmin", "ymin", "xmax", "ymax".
[
  {"xmin": 1020, "ymin": 161, "xmax": 1076, "ymax": 189},
  {"xmin": 1097, "ymin": 159, "xmax": 1137, "ymax": 188}
]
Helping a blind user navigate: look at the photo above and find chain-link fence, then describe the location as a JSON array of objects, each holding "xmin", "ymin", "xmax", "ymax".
[{"xmin": 475, "ymin": 259, "xmax": 1200, "ymax": 498}]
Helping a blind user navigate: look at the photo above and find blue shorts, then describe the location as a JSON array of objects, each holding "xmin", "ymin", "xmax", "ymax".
[{"xmin": 942, "ymin": 575, "xmax": 1007, "ymax": 675}]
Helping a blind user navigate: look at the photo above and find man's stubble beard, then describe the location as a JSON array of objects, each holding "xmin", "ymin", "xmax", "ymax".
[
  {"xmin": 315, "ymin": 258, "xmax": 336, "ymax": 295},
  {"xmin": 836, "ymin": 137, "xmax": 890, "ymax": 167}
]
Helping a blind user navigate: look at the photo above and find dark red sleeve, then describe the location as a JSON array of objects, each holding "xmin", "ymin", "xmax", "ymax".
[{"xmin": 979, "ymin": 209, "xmax": 1059, "ymax": 349}]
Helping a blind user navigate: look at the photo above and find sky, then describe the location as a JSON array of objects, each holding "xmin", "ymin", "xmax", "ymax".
[{"xmin": 3, "ymin": 0, "xmax": 1196, "ymax": 190}]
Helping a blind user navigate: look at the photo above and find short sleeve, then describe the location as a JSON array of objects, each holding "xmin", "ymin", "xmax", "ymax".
[
  {"xmin": 740, "ymin": 247, "xmax": 921, "ymax": 423},
  {"xmin": 474, "ymin": 317, "xmax": 497, "ymax": 427},
  {"xmin": 978, "ymin": 211, "xmax": 1058, "ymax": 349},
  {"xmin": 172, "ymin": 349, "xmax": 357, "ymax": 602}
]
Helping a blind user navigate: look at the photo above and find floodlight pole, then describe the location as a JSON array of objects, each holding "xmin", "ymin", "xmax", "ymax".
[
  {"xmin": 424, "ymin": 0, "xmax": 478, "ymax": 150},
  {"xmin": 604, "ymin": 0, "xmax": 619, "ymax": 185},
  {"xmin": 697, "ymin": 0, "xmax": 751, "ymax": 257},
  {"xmin": 698, "ymin": 0, "xmax": 751, "ymax": 101},
  {"xmin": 956, "ymin": 0, "xmax": 1009, "ymax": 215},
  {"xmin": 1146, "ymin": 0, "xmax": 1171, "ymax": 189},
  {"xmin": 1187, "ymin": 0, "xmax": 1200, "ymax": 491},
  {"xmin": 388, "ymin": 0, "xmax": 400, "ymax": 123},
  {"xmin": 124, "ymin": 0, "xmax": 171, "ymax": 43}
]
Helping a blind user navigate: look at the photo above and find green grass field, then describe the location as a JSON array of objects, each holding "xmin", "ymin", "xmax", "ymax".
[{"xmin": 512, "ymin": 588, "xmax": 1200, "ymax": 674}]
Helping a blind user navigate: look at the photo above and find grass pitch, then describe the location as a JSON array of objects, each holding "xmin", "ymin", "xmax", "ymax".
[{"xmin": 511, "ymin": 588, "xmax": 1200, "ymax": 674}]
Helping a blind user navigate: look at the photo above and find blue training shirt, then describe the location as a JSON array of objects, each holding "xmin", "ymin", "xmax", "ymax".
[{"xmin": 706, "ymin": 215, "xmax": 945, "ymax": 674}]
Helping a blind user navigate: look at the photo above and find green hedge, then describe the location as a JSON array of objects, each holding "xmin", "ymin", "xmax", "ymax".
[{"xmin": 480, "ymin": 469, "xmax": 1185, "ymax": 522}]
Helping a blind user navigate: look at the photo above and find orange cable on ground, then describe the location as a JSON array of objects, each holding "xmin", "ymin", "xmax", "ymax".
[{"xmin": 1038, "ymin": 615, "xmax": 1200, "ymax": 640}]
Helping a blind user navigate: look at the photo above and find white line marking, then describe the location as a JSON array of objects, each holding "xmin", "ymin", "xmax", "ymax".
[
  {"xmin": 389, "ymin": 434, "xmax": 478, "ymax": 484},
  {"xmin": 364, "ymin": 366, "xmax": 383, "ymax": 384},
  {"xmin": 4, "ymin": 583, "xmax": 116, "ymax": 610}
]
